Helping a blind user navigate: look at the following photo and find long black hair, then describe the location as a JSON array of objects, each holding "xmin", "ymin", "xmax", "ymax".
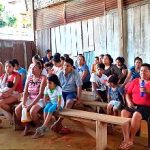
[{"xmin": 47, "ymin": 74, "xmax": 61, "ymax": 87}]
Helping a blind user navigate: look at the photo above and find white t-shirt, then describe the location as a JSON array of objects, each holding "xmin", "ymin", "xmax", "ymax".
[
  {"xmin": 90, "ymin": 73, "xmax": 108, "ymax": 91},
  {"xmin": 44, "ymin": 86, "xmax": 64, "ymax": 108}
]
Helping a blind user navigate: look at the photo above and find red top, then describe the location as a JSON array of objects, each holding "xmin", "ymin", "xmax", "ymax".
[
  {"xmin": 127, "ymin": 78, "xmax": 150, "ymax": 106},
  {"xmin": 6, "ymin": 71, "xmax": 23, "ymax": 93}
]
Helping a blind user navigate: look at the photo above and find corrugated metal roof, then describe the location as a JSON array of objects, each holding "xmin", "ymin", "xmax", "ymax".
[{"xmin": 35, "ymin": 0, "xmax": 143, "ymax": 30}]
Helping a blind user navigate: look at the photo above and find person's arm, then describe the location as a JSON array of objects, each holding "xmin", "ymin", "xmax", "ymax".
[
  {"xmin": 56, "ymin": 95, "xmax": 61, "ymax": 111},
  {"xmin": 20, "ymin": 73, "xmax": 26, "ymax": 85},
  {"xmin": 75, "ymin": 71, "xmax": 83, "ymax": 103},
  {"xmin": 122, "ymin": 69, "xmax": 132, "ymax": 87},
  {"xmin": 122, "ymin": 69, "xmax": 128, "ymax": 77},
  {"xmin": 125, "ymin": 93, "xmax": 134, "ymax": 108},
  {"xmin": 27, "ymin": 75, "xmax": 47, "ymax": 110},
  {"xmin": 76, "ymin": 86, "xmax": 82, "ymax": 103},
  {"xmin": 92, "ymin": 82, "xmax": 100, "ymax": 97},
  {"xmin": 81, "ymin": 70, "xmax": 88, "ymax": 80},
  {"xmin": 22, "ymin": 79, "xmax": 29, "ymax": 107},
  {"xmin": 91, "ymin": 64, "xmax": 95, "ymax": 73},
  {"xmin": 107, "ymin": 88, "xmax": 111, "ymax": 102},
  {"xmin": 44, "ymin": 95, "xmax": 49, "ymax": 105}
]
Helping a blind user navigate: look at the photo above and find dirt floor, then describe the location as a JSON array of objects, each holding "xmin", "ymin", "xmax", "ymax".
[{"xmin": 0, "ymin": 116, "xmax": 148, "ymax": 150}]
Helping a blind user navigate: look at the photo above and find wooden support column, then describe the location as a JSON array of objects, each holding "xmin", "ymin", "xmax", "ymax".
[
  {"xmin": 117, "ymin": 0, "xmax": 124, "ymax": 57},
  {"xmin": 96, "ymin": 121, "xmax": 107, "ymax": 150},
  {"xmin": 32, "ymin": 0, "xmax": 35, "ymax": 43}
]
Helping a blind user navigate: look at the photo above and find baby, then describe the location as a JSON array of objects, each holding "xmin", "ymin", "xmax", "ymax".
[{"xmin": 0, "ymin": 81, "xmax": 17, "ymax": 95}]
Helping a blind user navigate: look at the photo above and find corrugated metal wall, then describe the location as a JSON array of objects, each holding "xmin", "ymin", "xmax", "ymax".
[
  {"xmin": 0, "ymin": 40, "xmax": 35, "ymax": 68},
  {"xmin": 35, "ymin": 0, "xmax": 143, "ymax": 30}
]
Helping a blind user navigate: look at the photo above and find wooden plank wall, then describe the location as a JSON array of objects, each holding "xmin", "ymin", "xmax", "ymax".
[
  {"xmin": 36, "ymin": 2, "xmax": 150, "ymax": 67},
  {"xmin": 0, "ymin": 40, "xmax": 35, "ymax": 69}
]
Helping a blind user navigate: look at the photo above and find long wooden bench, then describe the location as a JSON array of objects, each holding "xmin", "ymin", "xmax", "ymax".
[
  {"xmin": 59, "ymin": 109, "xmax": 131, "ymax": 150},
  {"xmin": 80, "ymin": 91, "xmax": 107, "ymax": 112},
  {"xmin": 80, "ymin": 91, "xmax": 150, "ymax": 148}
]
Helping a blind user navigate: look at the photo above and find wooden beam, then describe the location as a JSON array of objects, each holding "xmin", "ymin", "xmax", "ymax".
[
  {"xmin": 96, "ymin": 121, "xmax": 107, "ymax": 150},
  {"xmin": 83, "ymin": 125, "xmax": 96, "ymax": 139},
  {"xmin": 69, "ymin": 118, "xmax": 96, "ymax": 139},
  {"xmin": 117, "ymin": 0, "xmax": 124, "ymax": 57},
  {"xmin": 32, "ymin": 0, "xmax": 35, "ymax": 43}
]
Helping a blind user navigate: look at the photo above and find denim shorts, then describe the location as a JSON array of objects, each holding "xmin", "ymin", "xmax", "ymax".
[{"xmin": 62, "ymin": 92, "xmax": 77, "ymax": 102}]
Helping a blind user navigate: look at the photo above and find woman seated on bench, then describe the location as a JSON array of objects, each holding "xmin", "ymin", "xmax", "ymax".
[
  {"xmin": 15, "ymin": 61, "xmax": 46, "ymax": 136},
  {"xmin": 0, "ymin": 60, "xmax": 22, "ymax": 123},
  {"xmin": 119, "ymin": 63, "xmax": 150, "ymax": 149}
]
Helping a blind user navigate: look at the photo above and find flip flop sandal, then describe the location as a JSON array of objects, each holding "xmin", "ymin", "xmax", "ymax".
[
  {"xmin": 32, "ymin": 131, "xmax": 44, "ymax": 139},
  {"xmin": 121, "ymin": 141, "xmax": 133, "ymax": 150},
  {"xmin": 118, "ymin": 141, "xmax": 126, "ymax": 149}
]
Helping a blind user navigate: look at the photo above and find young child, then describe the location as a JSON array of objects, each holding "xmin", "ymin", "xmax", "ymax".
[
  {"xmin": 90, "ymin": 63, "xmax": 108, "ymax": 102},
  {"xmin": 32, "ymin": 74, "xmax": 64, "ymax": 138},
  {"xmin": 44, "ymin": 62, "xmax": 53, "ymax": 76},
  {"xmin": 91, "ymin": 56, "xmax": 99, "ymax": 73},
  {"xmin": 107, "ymin": 74, "xmax": 124, "ymax": 116}
]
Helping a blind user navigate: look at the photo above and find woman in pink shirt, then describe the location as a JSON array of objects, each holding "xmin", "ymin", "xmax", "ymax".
[
  {"xmin": 15, "ymin": 61, "xmax": 46, "ymax": 135},
  {"xmin": 119, "ymin": 63, "xmax": 150, "ymax": 149}
]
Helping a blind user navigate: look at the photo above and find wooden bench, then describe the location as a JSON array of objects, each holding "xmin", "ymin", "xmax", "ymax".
[
  {"xmin": 80, "ymin": 91, "xmax": 150, "ymax": 148},
  {"xmin": 59, "ymin": 109, "xmax": 131, "ymax": 150},
  {"xmin": 80, "ymin": 91, "xmax": 108, "ymax": 112}
]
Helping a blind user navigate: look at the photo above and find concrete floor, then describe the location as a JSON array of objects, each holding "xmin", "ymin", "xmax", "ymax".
[{"xmin": 0, "ymin": 116, "xmax": 148, "ymax": 150}]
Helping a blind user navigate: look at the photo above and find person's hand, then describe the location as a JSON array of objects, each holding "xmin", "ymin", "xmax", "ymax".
[
  {"xmin": 0, "ymin": 92, "xmax": 3, "ymax": 98},
  {"xmin": 2, "ymin": 91, "xmax": 11, "ymax": 98},
  {"xmin": 44, "ymin": 99, "xmax": 48, "ymax": 105},
  {"xmin": 127, "ymin": 101, "xmax": 134, "ymax": 109},
  {"xmin": 120, "ymin": 84, "xmax": 125, "ymax": 88},
  {"xmin": 22, "ymin": 103, "xmax": 27, "ymax": 108},
  {"xmin": 75, "ymin": 99, "xmax": 82, "ymax": 107},
  {"xmin": 140, "ymin": 87, "xmax": 146, "ymax": 93}
]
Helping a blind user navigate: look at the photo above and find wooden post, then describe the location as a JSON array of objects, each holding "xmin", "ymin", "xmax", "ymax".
[
  {"xmin": 117, "ymin": 0, "xmax": 124, "ymax": 57},
  {"xmin": 23, "ymin": 42, "xmax": 28, "ymax": 69},
  {"xmin": 32, "ymin": 0, "xmax": 35, "ymax": 43},
  {"xmin": 96, "ymin": 121, "xmax": 107, "ymax": 150}
]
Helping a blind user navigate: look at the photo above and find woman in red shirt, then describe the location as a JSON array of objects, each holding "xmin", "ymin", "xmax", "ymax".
[
  {"xmin": 119, "ymin": 63, "xmax": 150, "ymax": 149},
  {"xmin": 0, "ymin": 60, "xmax": 22, "ymax": 122}
]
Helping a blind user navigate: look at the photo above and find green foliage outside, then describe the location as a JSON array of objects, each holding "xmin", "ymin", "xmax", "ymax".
[{"xmin": 0, "ymin": 3, "xmax": 17, "ymax": 28}]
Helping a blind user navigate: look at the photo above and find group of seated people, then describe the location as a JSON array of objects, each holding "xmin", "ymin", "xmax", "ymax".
[{"xmin": 0, "ymin": 49, "xmax": 150, "ymax": 150}]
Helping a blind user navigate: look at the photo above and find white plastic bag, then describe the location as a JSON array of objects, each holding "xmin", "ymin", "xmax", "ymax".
[{"xmin": 21, "ymin": 107, "xmax": 31, "ymax": 123}]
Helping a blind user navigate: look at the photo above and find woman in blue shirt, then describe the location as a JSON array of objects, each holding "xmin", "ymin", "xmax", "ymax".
[{"xmin": 122, "ymin": 57, "xmax": 142, "ymax": 87}]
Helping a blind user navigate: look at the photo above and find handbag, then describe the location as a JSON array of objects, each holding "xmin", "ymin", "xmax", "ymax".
[{"xmin": 21, "ymin": 107, "xmax": 31, "ymax": 123}]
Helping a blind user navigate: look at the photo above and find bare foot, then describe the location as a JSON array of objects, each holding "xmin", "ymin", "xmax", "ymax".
[{"xmin": 32, "ymin": 131, "xmax": 44, "ymax": 139}]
